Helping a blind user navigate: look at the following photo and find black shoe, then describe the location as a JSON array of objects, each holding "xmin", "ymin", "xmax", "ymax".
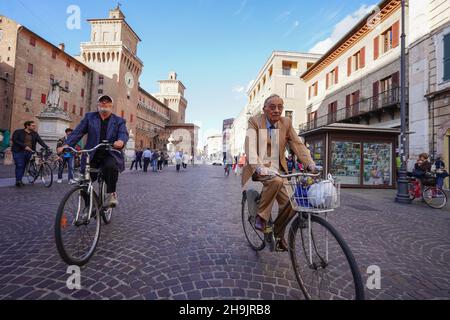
[
  {"xmin": 275, "ymin": 238, "xmax": 288, "ymax": 252},
  {"xmin": 15, "ymin": 182, "xmax": 22, "ymax": 188}
]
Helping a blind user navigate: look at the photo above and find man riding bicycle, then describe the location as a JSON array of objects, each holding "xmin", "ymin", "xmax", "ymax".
[
  {"xmin": 242, "ymin": 94, "xmax": 316, "ymax": 252},
  {"xmin": 57, "ymin": 94, "xmax": 129, "ymax": 208}
]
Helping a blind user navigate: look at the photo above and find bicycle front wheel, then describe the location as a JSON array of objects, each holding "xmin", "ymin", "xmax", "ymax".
[
  {"xmin": 55, "ymin": 186, "xmax": 101, "ymax": 266},
  {"xmin": 423, "ymin": 186, "xmax": 447, "ymax": 209},
  {"xmin": 288, "ymin": 214, "xmax": 365, "ymax": 300},
  {"xmin": 41, "ymin": 163, "xmax": 53, "ymax": 188},
  {"xmin": 100, "ymin": 181, "xmax": 113, "ymax": 224}
]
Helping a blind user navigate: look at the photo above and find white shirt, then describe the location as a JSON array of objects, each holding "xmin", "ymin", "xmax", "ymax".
[{"xmin": 143, "ymin": 150, "xmax": 152, "ymax": 158}]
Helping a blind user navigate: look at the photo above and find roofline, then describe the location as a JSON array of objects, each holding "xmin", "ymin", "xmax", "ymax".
[
  {"xmin": 300, "ymin": 124, "xmax": 401, "ymax": 136},
  {"xmin": 138, "ymin": 86, "xmax": 169, "ymax": 110},
  {"xmin": 158, "ymin": 79, "xmax": 186, "ymax": 90},
  {"xmin": 17, "ymin": 25, "xmax": 92, "ymax": 72},
  {"xmin": 86, "ymin": 18, "xmax": 142, "ymax": 42},
  {"xmin": 301, "ymin": 0, "xmax": 393, "ymax": 79},
  {"xmin": 247, "ymin": 51, "xmax": 321, "ymax": 95}
]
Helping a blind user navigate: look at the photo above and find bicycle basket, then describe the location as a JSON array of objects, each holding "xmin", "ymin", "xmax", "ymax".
[{"xmin": 284, "ymin": 174, "xmax": 340, "ymax": 213}]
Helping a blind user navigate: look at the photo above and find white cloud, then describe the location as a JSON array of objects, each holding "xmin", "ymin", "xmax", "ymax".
[
  {"xmin": 232, "ymin": 86, "xmax": 245, "ymax": 93},
  {"xmin": 234, "ymin": 0, "xmax": 247, "ymax": 16},
  {"xmin": 275, "ymin": 10, "xmax": 292, "ymax": 22},
  {"xmin": 309, "ymin": 4, "xmax": 376, "ymax": 54},
  {"xmin": 284, "ymin": 20, "xmax": 300, "ymax": 38}
]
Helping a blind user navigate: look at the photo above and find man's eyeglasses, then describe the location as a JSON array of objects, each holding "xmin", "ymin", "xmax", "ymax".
[{"xmin": 267, "ymin": 105, "xmax": 284, "ymax": 111}]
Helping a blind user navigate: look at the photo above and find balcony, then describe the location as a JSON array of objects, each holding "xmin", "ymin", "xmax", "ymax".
[{"xmin": 300, "ymin": 87, "xmax": 406, "ymax": 132}]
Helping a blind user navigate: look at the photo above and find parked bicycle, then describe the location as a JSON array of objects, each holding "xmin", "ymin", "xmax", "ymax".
[
  {"xmin": 242, "ymin": 170, "xmax": 365, "ymax": 300},
  {"xmin": 54, "ymin": 142, "xmax": 119, "ymax": 266},
  {"xmin": 408, "ymin": 173, "xmax": 447, "ymax": 209},
  {"xmin": 24, "ymin": 148, "xmax": 53, "ymax": 188}
]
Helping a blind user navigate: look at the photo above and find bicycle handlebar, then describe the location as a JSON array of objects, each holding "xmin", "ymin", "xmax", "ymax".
[{"xmin": 63, "ymin": 143, "xmax": 122, "ymax": 155}]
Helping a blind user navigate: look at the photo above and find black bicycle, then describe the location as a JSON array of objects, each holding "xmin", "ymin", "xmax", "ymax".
[
  {"xmin": 24, "ymin": 148, "xmax": 53, "ymax": 188},
  {"xmin": 54, "ymin": 142, "xmax": 119, "ymax": 266},
  {"xmin": 242, "ymin": 170, "xmax": 365, "ymax": 300}
]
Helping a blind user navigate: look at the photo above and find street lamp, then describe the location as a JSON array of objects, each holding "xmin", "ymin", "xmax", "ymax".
[{"xmin": 395, "ymin": 0, "xmax": 411, "ymax": 204}]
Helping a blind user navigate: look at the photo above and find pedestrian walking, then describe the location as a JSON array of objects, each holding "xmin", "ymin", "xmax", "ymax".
[
  {"xmin": 157, "ymin": 151, "xmax": 164, "ymax": 171},
  {"xmin": 130, "ymin": 148, "xmax": 143, "ymax": 171},
  {"xmin": 182, "ymin": 152, "xmax": 189, "ymax": 170},
  {"xmin": 56, "ymin": 128, "xmax": 75, "ymax": 184},
  {"xmin": 434, "ymin": 155, "xmax": 449, "ymax": 189},
  {"xmin": 151, "ymin": 150, "xmax": 159, "ymax": 172},
  {"xmin": 143, "ymin": 148, "xmax": 152, "ymax": 172},
  {"xmin": 175, "ymin": 151, "xmax": 182, "ymax": 172}
]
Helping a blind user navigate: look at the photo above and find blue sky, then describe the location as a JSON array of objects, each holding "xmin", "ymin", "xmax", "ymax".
[{"xmin": 0, "ymin": 0, "xmax": 375, "ymax": 142}]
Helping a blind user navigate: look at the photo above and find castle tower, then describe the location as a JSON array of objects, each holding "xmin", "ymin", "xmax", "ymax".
[
  {"xmin": 79, "ymin": 5, "xmax": 143, "ymax": 133},
  {"xmin": 154, "ymin": 72, "xmax": 187, "ymax": 124}
]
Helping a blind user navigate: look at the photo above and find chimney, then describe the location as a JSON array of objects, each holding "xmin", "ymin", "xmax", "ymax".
[{"xmin": 59, "ymin": 43, "xmax": 65, "ymax": 51}]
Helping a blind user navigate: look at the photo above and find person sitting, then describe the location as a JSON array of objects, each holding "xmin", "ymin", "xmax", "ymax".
[{"xmin": 412, "ymin": 153, "xmax": 432, "ymax": 180}]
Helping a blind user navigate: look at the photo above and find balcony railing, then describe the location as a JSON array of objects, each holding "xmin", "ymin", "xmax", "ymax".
[{"xmin": 300, "ymin": 87, "xmax": 406, "ymax": 132}]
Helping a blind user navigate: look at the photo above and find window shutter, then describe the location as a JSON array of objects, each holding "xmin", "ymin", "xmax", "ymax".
[
  {"xmin": 360, "ymin": 47, "xmax": 366, "ymax": 68},
  {"xmin": 314, "ymin": 82, "xmax": 318, "ymax": 96},
  {"xmin": 373, "ymin": 81, "xmax": 379, "ymax": 109},
  {"xmin": 374, "ymin": 36, "xmax": 380, "ymax": 60},
  {"xmin": 444, "ymin": 34, "xmax": 450, "ymax": 81},
  {"xmin": 348, "ymin": 57, "xmax": 352, "ymax": 76},
  {"xmin": 335, "ymin": 66, "xmax": 339, "ymax": 84},
  {"xmin": 346, "ymin": 94, "xmax": 351, "ymax": 118},
  {"xmin": 392, "ymin": 71, "xmax": 400, "ymax": 88},
  {"xmin": 392, "ymin": 21, "xmax": 400, "ymax": 48},
  {"xmin": 326, "ymin": 74, "xmax": 329, "ymax": 89}
]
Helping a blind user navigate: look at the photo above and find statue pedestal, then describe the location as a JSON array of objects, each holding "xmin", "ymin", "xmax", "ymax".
[
  {"xmin": 37, "ymin": 110, "xmax": 72, "ymax": 150},
  {"xmin": 125, "ymin": 130, "xmax": 135, "ymax": 162}
]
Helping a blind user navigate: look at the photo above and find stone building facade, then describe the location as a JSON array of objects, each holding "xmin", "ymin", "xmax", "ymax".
[{"xmin": 301, "ymin": 0, "xmax": 404, "ymax": 132}]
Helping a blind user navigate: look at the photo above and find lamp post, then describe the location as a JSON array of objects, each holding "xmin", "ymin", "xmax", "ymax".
[{"xmin": 395, "ymin": 0, "xmax": 411, "ymax": 204}]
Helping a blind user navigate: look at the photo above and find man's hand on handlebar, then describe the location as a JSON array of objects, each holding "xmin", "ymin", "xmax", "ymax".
[
  {"xmin": 113, "ymin": 140, "xmax": 124, "ymax": 150},
  {"xmin": 56, "ymin": 145, "xmax": 67, "ymax": 155}
]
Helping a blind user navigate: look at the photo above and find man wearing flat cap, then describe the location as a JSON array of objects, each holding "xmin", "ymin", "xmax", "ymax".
[{"xmin": 57, "ymin": 95, "xmax": 129, "ymax": 207}]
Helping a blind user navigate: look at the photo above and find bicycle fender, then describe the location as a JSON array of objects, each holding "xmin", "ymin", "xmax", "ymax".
[{"xmin": 246, "ymin": 189, "xmax": 260, "ymax": 218}]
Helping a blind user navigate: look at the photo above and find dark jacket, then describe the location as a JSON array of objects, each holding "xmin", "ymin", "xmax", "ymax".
[
  {"xmin": 65, "ymin": 112, "xmax": 129, "ymax": 172},
  {"xmin": 11, "ymin": 129, "xmax": 48, "ymax": 153}
]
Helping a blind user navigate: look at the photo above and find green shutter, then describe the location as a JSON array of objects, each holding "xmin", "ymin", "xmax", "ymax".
[{"xmin": 444, "ymin": 34, "xmax": 450, "ymax": 81}]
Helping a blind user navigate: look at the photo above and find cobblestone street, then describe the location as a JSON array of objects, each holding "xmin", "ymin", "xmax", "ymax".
[{"xmin": 0, "ymin": 165, "xmax": 449, "ymax": 300}]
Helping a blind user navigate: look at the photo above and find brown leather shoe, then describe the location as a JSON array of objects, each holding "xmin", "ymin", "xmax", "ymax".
[
  {"xmin": 275, "ymin": 238, "xmax": 288, "ymax": 252},
  {"xmin": 254, "ymin": 215, "xmax": 266, "ymax": 232}
]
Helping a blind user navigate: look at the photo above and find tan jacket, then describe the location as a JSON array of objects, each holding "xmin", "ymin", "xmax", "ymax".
[{"xmin": 241, "ymin": 114, "xmax": 314, "ymax": 186}]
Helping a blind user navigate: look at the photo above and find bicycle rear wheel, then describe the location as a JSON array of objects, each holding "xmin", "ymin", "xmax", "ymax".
[
  {"xmin": 288, "ymin": 214, "xmax": 365, "ymax": 300},
  {"xmin": 41, "ymin": 163, "xmax": 53, "ymax": 188},
  {"xmin": 423, "ymin": 186, "xmax": 447, "ymax": 209},
  {"xmin": 242, "ymin": 191, "xmax": 265, "ymax": 251},
  {"xmin": 55, "ymin": 186, "xmax": 101, "ymax": 266}
]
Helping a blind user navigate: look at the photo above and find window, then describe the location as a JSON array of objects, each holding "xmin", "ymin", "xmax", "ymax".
[
  {"xmin": 52, "ymin": 50, "xmax": 57, "ymax": 59},
  {"xmin": 98, "ymin": 89, "xmax": 104, "ymax": 94},
  {"xmin": 75, "ymin": 65, "xmax": 79, "ymax": 72},
  {"xmin": 81, "ymin": 89, "xmax": 85, "ymax": 98},
  {"xmin": 444, "ymin": 33, "xmax": 450, "ymax": 81},
  {"xmin": 285, "ymin": 111, "xmax": 293, "ymax": 121},
  {"xmin": 80, "ymin": 107, "xmax": 84, "ymax": 116},
  {"xmin": 326, "ymin": 67, "xmax": 338, "ymax": 89},
  {"xmin": 25, "ymin": 88, "xmax": 32, "ymax": 101},
  {"xmin": 64, "ymin": 101, "xmax": 68, "ymax": 112},
  {"xmin": 285, "ymin": 84, "xmax": 295, "ymax": 98},
  {"xmin": 27, "ymin": 63, "xmax": 33, "ymax": 75},
  {"xmin": 308, "ymin": 111, "xmax": 317, "ymax": 129},
  {"xmin": 66, "ymin": 60, "xmax": 71, "ymax": 68},
  {"xmin": 130, "ymin": 114, "xmax": 134, "ymax": 123},
  {"xmin": 29, "ymin": 37, "xmax": 36, "ymax": 47},
  {"xmin": 310, "ymin": 82, "xmax": 318, "ymax": 98},
  {"xmin": 282, "ymin": 61, "xmax": 296, "ymax": 76},
  {"xmin": 41, "ymin": 94, "xmax": 46, "ymax": 104},
  {"xmin": 72, "ymin": 105, "xmax": 76, "ymax": 114},
  {"xmin": 121, "ymin": 110, "xmax": 125, "ymax": 118},
  {"xmin": 268, "ymin": 65, "xmax": 273, "ymax": 78},
  {"xmin": 99, "ymin": 75, "xmax": 104, "ymax": 85},
  {"xmin": 65, "ymin": 81, "xmax": 69, "ymax": 91},
  {"xmin": 328, "ymin": 101, "xmax": 338, "ymax": 124},
  {"xmin": 381, "ymin": 27, "xmax": 393, "ymax": 54}
]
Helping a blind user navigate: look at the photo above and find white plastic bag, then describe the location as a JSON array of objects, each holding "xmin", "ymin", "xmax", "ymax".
[{"xmin": 307, "ymin": 178, "xmax": 337, "ymax": 208}]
